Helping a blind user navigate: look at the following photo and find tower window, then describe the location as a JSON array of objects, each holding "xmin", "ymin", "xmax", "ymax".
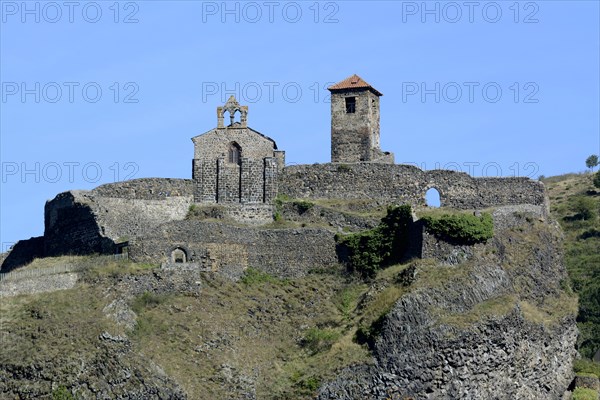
[{"xmin": 345, "ymin": 97, "xmax": 356, "ymax": 113}]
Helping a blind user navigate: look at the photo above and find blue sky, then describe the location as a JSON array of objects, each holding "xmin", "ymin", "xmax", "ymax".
[{"xmin": 1, "ymin": 0, "xmax": 599, "ymax": 248}]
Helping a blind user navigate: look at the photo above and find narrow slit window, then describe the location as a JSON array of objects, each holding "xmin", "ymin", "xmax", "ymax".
[{"xmin": 345, "ymin": 97, "xmax": 356, "ymax": 113}]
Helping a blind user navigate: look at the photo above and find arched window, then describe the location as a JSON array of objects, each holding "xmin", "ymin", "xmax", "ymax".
[
  {"xmin": 224, "ymin": 110, "xmax": 241, "ymax": 125},
  {"xmin": 228, "ymin": 142, "xmax": 242, "ymax": 164},
  {"xmin": 425, "ymin": 188, "xmax": 441, "ymax": 207}
]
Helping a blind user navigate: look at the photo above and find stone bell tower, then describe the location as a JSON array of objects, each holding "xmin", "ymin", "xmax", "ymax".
[{"xmin": 328, "ymin": 74, "xmax": 394, "ymax": 163}]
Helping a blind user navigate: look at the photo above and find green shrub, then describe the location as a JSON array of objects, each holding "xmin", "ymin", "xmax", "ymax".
[
  {"xmin": 337, "ymin": 164, "xmax": 351, "ymax": 173},
  {"xmin": 186, "ymin": 203, "xmax": 199, "ymax": 219},
  {"xmin": 421, "ymin": 212, "xmax": 493, "ymax": 244},
  {"xmin": 297, "ymin": 376, "xmax": 320, "ymax": 392},
  {"xmin": 302, "ymin": 327, "xmax": 340, "ymax": 354},
  {"xmin": 273, "ymin": 194, "xmax": 289, "ymax": 221},
  {"xmin": 338, "ymin": 228, "xmax": 386, "ymax": 278},
  {"xmin": 337, "ymin": 205, "xmax": 413, "ymax": 278},
  {"xmin": 572, "ymin": 197, "xmax": 598, "ymax": 221},
  {"xmin": 240, "ymin": 267, "xmax": 277, "ymax": 285},
  {"xmin": 292, "ymin": 200, "xmax": 314, "ymax": 214},
  {"xmin": 573, "ymin": 387, "xmax": 598, "ymax": 400},
  {"xmin": 52, "ymin": 386, "xmax": 74, "ymax": 400},
  {"xmin": 274, "ymin": 193, "xmax": 290, "ymax": 208},
  {"xmin": 574, "ymin": 359, "xmax": 600, "ymax": 378}
]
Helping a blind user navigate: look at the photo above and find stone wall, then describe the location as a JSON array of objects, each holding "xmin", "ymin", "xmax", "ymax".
[
  {"xmin": 264, "ymin": 157, "xmax": 278, "ymax": 203},
  {"xmin": 194, "ymin": 156, "xmax": 280, "ymax": 204},
  {"xmin": 91, "ymin": 178, "xmax": 194, "ymax": 199},
  {"xmin": 193, "ymin": 159, "xmax": 217, "ymax": 202},
  {"xmin": 89, "ymin": 196, "xmax": 193, "ymax": 240},
  {"xmin": 192, "ymin": 126, "xmax": 277, "ymax": 161},
  {"xmin": 191, "ymin": 124, "xmax": 282, "ymax": 205},
  {"xmin": 279, "ymin": 202, "xmax": 379, "ymax": 232},
  {"xmin": 17, "ymin": 161, "xmax": 549, "ymax": 277},
  {"xmin": 251, "ymin": 228, "xmax": 338, "ymax": 277},
  {"xmin": 44, "ymin": 179, "xmax": 194, "ymax": 258},
  {"xmin": 44, "ymin": 191, "xmax": 115, "ymax": 257},
  {"xmin": 0, "ymin": 272, "xmax": 78, "ymax": 297},
  {"xmin": 128, "ymin": 220, "xmax": 339, "ymax": 278},
  {"xmin": 189, "ymin": 203, "xmax": 274, "ymax": 226},
  {"xmin": 223, "ymin": 204, "xmax": 274, "ymax": 225},
  {"xmin": 279, "ymin": 163, "xmax": 547, "ymax": 211},
  {"xmin": 0, "ymin": 236, "xmax": 45, "ymax": 272},
  {"xmin": 419, "ymin": 205, "xmax": 546, "ymax": 264}
]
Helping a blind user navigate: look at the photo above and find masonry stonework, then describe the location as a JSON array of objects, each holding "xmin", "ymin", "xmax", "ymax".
[
  {"xmin": 1, "ymin": 75, "xmax": 551, "ymax": 277},
  {"xmin": 127, "ymin": 221, "xmax": 338, "ymax": 278},
  {"xmin": 191, "ymin": 95, "xmax": 284, "ymax": 204},
  {"xmin": 278, "ymin": 163, "xmax": 548, "ymax": 211},
  {"xmin": 329, "ymin": 75, "xmax": 394, "ymax": 164}
]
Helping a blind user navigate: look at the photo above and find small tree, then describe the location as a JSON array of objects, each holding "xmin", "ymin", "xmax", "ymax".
[
  {"xmin": 594, "ymin": 171, "xmax": 600, "ymax": 189},
  {"xmin": 586, "ymin": 154, "xmax": 599, "ymax": 172}
]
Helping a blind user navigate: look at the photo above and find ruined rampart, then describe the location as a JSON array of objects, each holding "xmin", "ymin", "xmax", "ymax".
[
  {"xmin": 128, "ymin": 220, "xmax": 339, "ymax": 278},
  {"xmin": 279, "ymin": 163, "xmax": 548, "ymax": 211},
  {"xmin": 91, "ymin": 178, "xmax": 194, "ymax": 199},
  {"xmin": 4, "ymin": 166, "xmax": 550, "ymax": 274},
  {"xmin": 43, "ymin": 178, "xmax": 194, "ymax": 259}
]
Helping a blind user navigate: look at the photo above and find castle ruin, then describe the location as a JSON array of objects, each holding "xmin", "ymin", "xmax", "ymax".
[{"xmin": 1, "ymin": 75, "xmax": 548, "ymax": 275}]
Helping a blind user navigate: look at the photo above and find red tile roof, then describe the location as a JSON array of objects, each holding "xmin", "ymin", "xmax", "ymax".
[{"xmin": 327, "ymin": 74, "xmax": 383, "ymax": 96}]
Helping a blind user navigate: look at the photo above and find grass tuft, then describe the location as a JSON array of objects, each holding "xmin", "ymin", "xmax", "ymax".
[
  {"xmin": 302, "ymin": 327, "xmax": 341, "ymax": 354},
  {"xmin": 573, "ymin": 387, "xmax": 599, "ymax": 400}
]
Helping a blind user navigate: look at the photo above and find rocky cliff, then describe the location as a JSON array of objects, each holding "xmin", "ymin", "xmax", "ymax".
[{"xmin": 319, "ymin": 210, "xmax": 578, "ymax": 399}]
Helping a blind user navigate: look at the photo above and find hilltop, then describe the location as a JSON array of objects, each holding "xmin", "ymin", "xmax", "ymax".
[
  {"xmin": 0, "ymin": 199, "xmax": 581, "ymax": 399},
  {"xmin": 544, "ymin": 172, "xmax": 600, "ymax": 364},
  {"xmin": 0, "ymin": 78, "xmax": 592, "ymax": 399}
]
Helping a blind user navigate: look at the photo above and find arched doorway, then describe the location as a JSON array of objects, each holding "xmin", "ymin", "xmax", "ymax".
[{"xmin": 171, "ymin": 247, "xmax": 187, "ymax": 264}]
